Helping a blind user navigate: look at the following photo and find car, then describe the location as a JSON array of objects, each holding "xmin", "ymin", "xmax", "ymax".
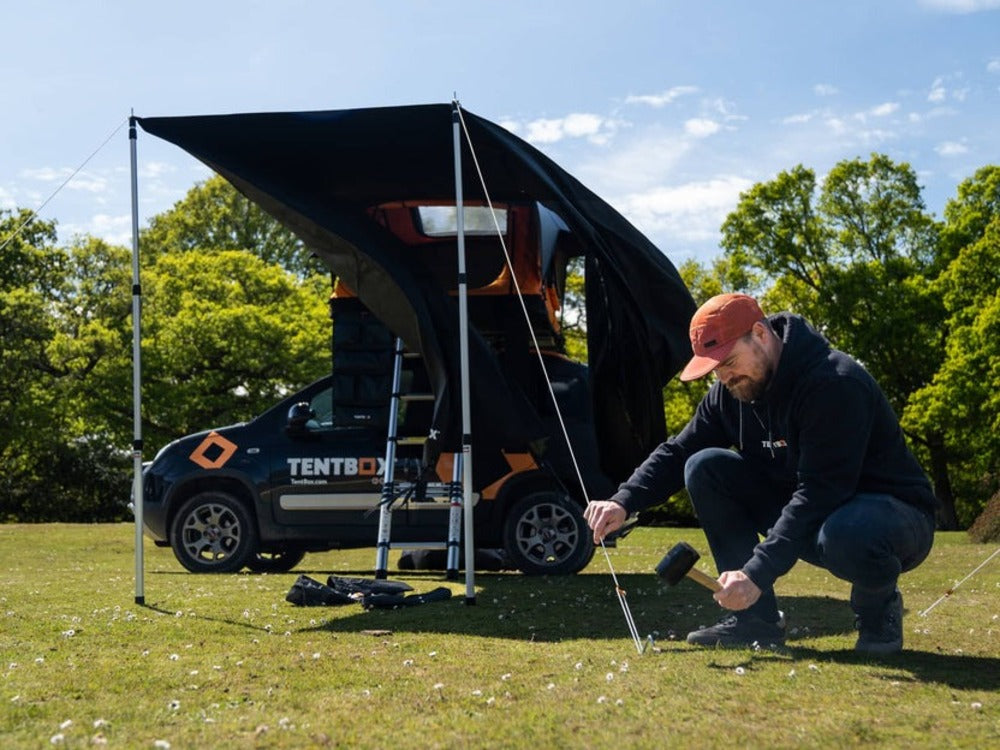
[{"xmin": 142, "ymin": 364, "xmax": 600, "ymax": 576}]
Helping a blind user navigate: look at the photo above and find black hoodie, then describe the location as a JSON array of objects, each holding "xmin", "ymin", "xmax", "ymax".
[{"xmin": 610, "ymin": 313, "xmax": 938, "ymax": 591}]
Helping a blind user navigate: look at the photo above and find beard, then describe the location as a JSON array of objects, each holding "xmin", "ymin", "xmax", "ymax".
[{"xmin": 724, "ymin": 364, "xmax": 774, "ymax": 402}]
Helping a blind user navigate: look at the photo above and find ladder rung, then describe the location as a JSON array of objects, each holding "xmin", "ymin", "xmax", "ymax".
[
  {"xmin": 394, "ymin": 481, "xmax": 457, "ymax": 495},
  {"xmin": 389, "ymin": 542, "xmax": 448, "ymax": 550},
  {"xmin": 402, "ymin": 351, "xmax": 422, "ymax": 359},
  {"xmin": 399, "ymin": 393, "xmax": 434, "ymax": 402},
  {"xmin": 395, "ymin": 436, "xmax": 427, "ymax": 445}
]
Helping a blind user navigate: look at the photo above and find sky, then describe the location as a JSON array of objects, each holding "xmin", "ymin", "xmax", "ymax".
[{"xmin": 2, "ymin": 0, "xmax": 999, "ymax": 266}]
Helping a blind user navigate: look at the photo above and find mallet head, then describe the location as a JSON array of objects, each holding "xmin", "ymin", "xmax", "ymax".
[
  {"xmin": 656, "ymin": 541, "xmax": 701, "ymax": 585},
  {"xmin": 656, "ymin": 541, "xmax": 722, "ymax": 592}
]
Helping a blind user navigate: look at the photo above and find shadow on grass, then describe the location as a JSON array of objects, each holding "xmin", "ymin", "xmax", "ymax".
[
  {"xmin": 289, "ymin": 571, "xmax": 1000, "ymax": 690},
  {"xmin": 299, "ymin": 572, "xmax": 862, "ymax": 639},
  {"xmin": 140, "ymin": 600, "xmax": 274, "ymax": 634},
  {"xmin": 786, "ymin": 646, "xmax": 1000, "ymax": 691}
]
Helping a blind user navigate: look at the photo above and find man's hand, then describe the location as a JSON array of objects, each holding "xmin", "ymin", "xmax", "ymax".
[
  {"xmin": 713, "ymin": 570, "xmax": 762, "ymax": 611},
  {"xmin": 583, "ymin": 501, "xmax": 627, "ymax": 544}
]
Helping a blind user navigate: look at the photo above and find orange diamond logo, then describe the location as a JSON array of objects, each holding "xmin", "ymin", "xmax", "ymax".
[{"xmin": 189, "ymin": 431, "xmax": 239, "ymax": 469}]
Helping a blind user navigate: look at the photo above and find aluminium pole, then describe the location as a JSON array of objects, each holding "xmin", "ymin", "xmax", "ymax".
[
  {"xmin": 452, "ymin": 101, "xmax": 476, "ymax": 605},
  {"xmin": 129, "ymin": 115, "xmax": 145, "ymax": 605}
]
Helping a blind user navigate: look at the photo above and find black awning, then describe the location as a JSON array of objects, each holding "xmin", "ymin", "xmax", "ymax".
[{"xmin": 138, "ymin": 104, "xmax": 695, "ymax": 481}]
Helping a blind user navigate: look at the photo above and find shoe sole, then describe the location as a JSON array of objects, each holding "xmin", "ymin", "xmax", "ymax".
[{"xmin": 686, "ymin": 635, "xmax": 786, "ymax": 649}]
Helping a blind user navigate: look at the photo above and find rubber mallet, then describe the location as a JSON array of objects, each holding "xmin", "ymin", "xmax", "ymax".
[{"xmin": 655, "ymin": 541, "xmax": 721, "ymax": 592}]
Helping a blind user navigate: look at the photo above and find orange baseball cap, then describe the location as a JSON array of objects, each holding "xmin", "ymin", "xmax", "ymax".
[{"xmin": 679, "ymin": 293, "xmax": 765, "ymax": 381}]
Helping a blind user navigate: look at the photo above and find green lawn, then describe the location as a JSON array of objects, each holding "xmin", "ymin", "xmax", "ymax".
[{"xmin": 1, "ymin": 524, "xmax": 997, "ymax": 748}]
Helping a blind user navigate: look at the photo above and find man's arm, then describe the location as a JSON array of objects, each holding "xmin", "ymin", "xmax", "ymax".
[{"xmin": 585, "ymin": 387, "xmax": 732, "ymax": 543}]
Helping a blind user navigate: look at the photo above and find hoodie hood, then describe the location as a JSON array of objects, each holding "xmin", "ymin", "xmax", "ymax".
[{"xmin": 759, "ymin": 313, "xmax": 831, "ymax": 405}]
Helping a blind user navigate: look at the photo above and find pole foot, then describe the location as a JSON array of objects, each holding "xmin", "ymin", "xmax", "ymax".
[{"xmin": 464, "ymin": 596, "xmax": 477, "ymax": 606}]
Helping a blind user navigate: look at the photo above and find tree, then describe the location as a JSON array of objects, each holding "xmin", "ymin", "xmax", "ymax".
[
  {"xmin": 0, "ymin": 189, "xmax": 334, "ymax": 521},
  {"xmin": 0, "ymin": 212, "xmax": 129, "ymax": 521},
  {"xmin": 141, "ymin": 175, "xmax": 314, "ymax": 276},
  {"xmin": 559, "ymin": 256, "xmax": 587, "ymax": 360},
  {"xmin": 720, "ymin": 154, "xmax": 960, "ymax": 527},
  {"xmin": 904, "ymin": 168, "xmax": 1000, "ymax": 526},
  {"xmin": 139, "ymin": 249, "xmax": 331, "ymax": 451},
  {"xmin": 940, "ymin": 165, "xmax": 1000, "ymax": 263}
]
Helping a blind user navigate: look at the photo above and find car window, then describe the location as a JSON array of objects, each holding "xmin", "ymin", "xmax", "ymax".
[{"xmin": 308, "ymin": 387, "xmax": 335, "ymax": 430}]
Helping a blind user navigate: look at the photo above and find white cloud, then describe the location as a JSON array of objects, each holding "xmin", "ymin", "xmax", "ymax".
[
  {"xmin": 65, "ymin": 175, "xmax": 108, "ymax": 193},
  {"xmin": 524, "ymin": 118, "xmax": 566, "ymax": 144},
  {"xmin": 0, "ymin": 186, "xmax": 15, "ymax": 209},
  {"xmin": 684, "ymin": 118, "xmax": 721, "ymax": 137},
  {"xmin": 918, "ymin": 0, "xmax": 1000, "ymax": 12},
  {"xmin": 926, "ymin": 74, "xmax": 970, "ymax": 104},
  {"xmin": 813, "ymin": 84, "xmax": 839, "ymax": 96},
  {"xmin": 928, "ymin": 77, "xmax": 948, "ymax": 102},
  {"xmin": 504, "ymin": 113, "xmax": 622, "ymax": 145},
  {"xmin": 140, "ymin": 161, "xmax": 176, "ymax": 179},
  {"xmin": 826, "ymin": 117, "xmax": 848, "ymax": 135},
  {"xmin": 869, "ymin": 102, "xmax": 900, "ymax": 117},
  {"xmin": 18, "ymin": 166, "xmax": 108, "ymax": 193},
  {"xmin": 612, "ymin": 175, "xmax": 755, "ymax": 249},
  {"xmin": 61, "ymin": 213, "xmax": 133, "ymax": 246},
  {"xmin": 783, "ymin": 112, "xmax": 815, "ymax": 125},
  {"xmin": 20, "ymin": 166, "xmax": 70, "ymax": 182},
  {"xmin": 935, "ymin": 140, "xmax": 969, "ymax": 156},
  {"xmin": 704, "ymin": 97, "xmax": 744, "ymax": 121},
  {"xmin": 988, "ymin": 58, "xmax": 1000, "ymax": 74},
  {"xmin": 625, "ymin": 86, "xmax": 699, "ymax": 108},
  {"xmin": 855, "ymin": 128, "xmax": 898, "ymax": 145},
  {"xmin": 575, "ymin": 130, "xmax": 692, "ymax": 194}
]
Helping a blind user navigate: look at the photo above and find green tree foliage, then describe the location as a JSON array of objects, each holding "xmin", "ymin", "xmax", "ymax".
[
  {"xmin": 940, "ymin": 164, "xmax": 1000, "ymax": 262},
  {"xmin": 559, "ymin": 256, "xmax": 587, "ymax": 360},
  {"xmin": 720, "ymin": 154, "xmax": 963, "ymax": 527},
  {"xmin": 904, "ymin": 167, "xmax": 1000, "ymax": 526},
  {"xmin": 141, "ymin": 174, "xmax": 313, "ymax": 275},
  {"xmin": 140, "ymin": 249, "xmax": 330, "ymax": 450},
  {"xmin": 0, "ymin": 213, "xmax": 129, "ymax": 521},
  {"xmin": 0, "ymin": 178, "xmax": 333, "ymax": 521}
]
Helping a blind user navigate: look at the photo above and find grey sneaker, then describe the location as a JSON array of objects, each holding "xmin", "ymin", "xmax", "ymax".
[
  {"xmin": 686, "ymin": 611, "xmax": 786, "ymax": 648},
  {"xmin": 855, "ymin": 590, "xmax": 903, "ymax": 656}
]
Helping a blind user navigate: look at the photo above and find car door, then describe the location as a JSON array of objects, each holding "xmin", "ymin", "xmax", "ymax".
[{"xmin": 267, "ymin": 382, "xmax": 387, "ymax": 531}]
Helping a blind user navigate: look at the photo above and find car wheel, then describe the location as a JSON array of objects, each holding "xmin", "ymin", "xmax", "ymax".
[
  {"xmin": 502, "ymin": 491, "xmax": 595, "ymax": 575},
  {"xmin": 245, "ymin": 549, "xmax": 306, "ymax": 574},
  {"xmin": 169, "ymin": 491, "xmax": 258, "ymax": 573}
]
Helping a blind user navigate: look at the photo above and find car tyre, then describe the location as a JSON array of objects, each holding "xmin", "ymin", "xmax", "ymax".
[
  {"xmin": 170, "ymin": 491, "xmax": 258, "ymax": 573},
  {"xmin": 502, "ymin": 491, "xmax": 595, "ymax": 575}
]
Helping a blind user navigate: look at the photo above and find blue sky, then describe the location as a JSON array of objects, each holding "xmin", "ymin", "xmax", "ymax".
[{"xmin": 2, "ymin": 0, "xmax": 998, "ymax": 264}]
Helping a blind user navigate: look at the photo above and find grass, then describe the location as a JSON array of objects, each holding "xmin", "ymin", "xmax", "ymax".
[{"xmin": 1, "ymin": 524, "xmax": 997, "ymax": 749}]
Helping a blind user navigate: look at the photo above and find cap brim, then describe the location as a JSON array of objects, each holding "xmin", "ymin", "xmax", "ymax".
[{"xmin": 678, "ymin": 340, "xmax": 738, "ymax": 381}]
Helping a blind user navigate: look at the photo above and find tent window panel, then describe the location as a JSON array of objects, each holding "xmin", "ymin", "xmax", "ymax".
[{"xmin": 417, "ymin": 206, "xmax": 507, "ymax": 236}]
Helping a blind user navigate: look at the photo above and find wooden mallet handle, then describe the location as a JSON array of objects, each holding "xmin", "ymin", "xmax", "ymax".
[{"xmin": 686, "ymin": 566, "xmax": 722, "ymax": 592}]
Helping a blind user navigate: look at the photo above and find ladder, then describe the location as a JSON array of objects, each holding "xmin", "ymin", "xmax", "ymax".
[{"xmin": 374, "ymin": 337, "xmax": 465, "ymax": 580}]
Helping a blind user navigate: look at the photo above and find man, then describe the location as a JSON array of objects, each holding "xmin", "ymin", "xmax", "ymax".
[{"xmin": 584, "ymin": 293, "xmax": 937, "ymax": 654}]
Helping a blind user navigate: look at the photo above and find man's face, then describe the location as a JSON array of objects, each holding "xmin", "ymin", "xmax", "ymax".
[{"xmin": 713, "ymin": 329, "xmax": 775, "ymax": 402}]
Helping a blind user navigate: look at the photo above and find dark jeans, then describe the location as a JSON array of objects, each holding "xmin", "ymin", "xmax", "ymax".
[{"xmin": 684, "ymin": 447, "xmax": 935, "ymax": 622}]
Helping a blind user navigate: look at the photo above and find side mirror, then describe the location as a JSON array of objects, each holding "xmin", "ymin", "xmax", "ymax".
[{"xmin": 286, "ymin": 402, "xmax": 315, "ymax": 435}]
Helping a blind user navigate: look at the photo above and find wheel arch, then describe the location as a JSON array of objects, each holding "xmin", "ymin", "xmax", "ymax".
[{"xmin": 165, "ymin": 474, "xmax": 260, "ymax": 537}]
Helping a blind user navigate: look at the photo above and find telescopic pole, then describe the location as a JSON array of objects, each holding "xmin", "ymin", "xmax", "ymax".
[
  {"xmin": 452, "ymin": 101, "xmax": 476, "ymax": 605},
  {"xmin": 129, "ymin": 114, "xmax": 145, "ymax": 605}
]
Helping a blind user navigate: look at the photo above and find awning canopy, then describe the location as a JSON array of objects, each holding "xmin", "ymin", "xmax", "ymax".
[{"xmin": 137, "ymin": 104, "xmax": 695, "ymax": 482}]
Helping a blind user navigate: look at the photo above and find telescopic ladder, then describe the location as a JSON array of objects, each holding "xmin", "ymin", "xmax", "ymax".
[{"xmin": 374, "ymin": 337, "xmax": 464, "ymax": 580}]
